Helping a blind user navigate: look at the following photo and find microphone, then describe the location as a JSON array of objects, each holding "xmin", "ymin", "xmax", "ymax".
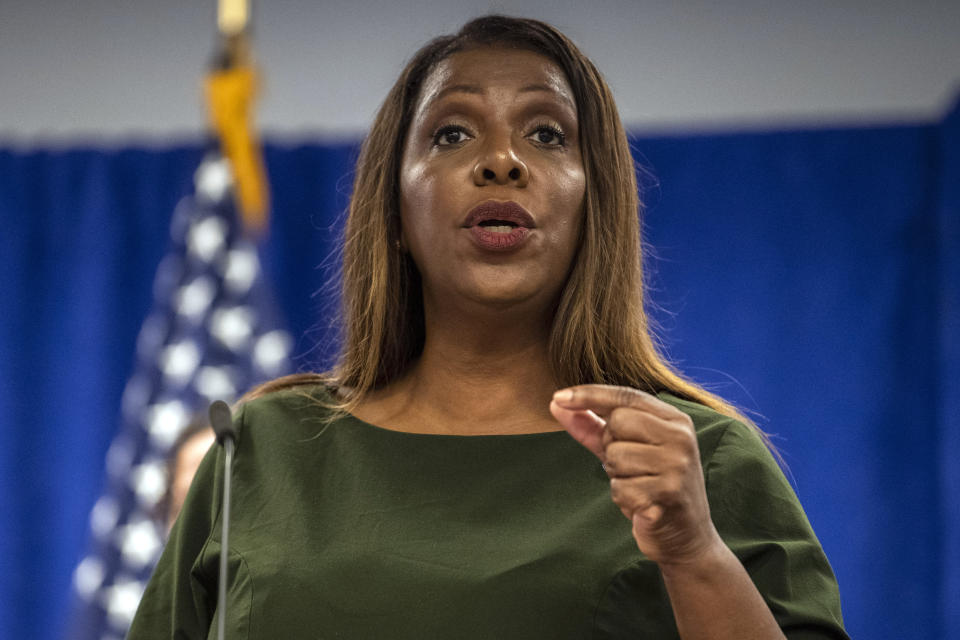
[
  {"xmin": 208, "ymin": 400, "xmax": 236, "ymax": 640},
  {"xmin": 209, "ymin": 399, "xmax": 236, "ymax": 445}
]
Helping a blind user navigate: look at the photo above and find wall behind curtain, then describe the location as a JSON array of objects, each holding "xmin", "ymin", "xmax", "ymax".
[{"xmin": 1, "ymin": 100, "xmax": 957, "ymax": 639}]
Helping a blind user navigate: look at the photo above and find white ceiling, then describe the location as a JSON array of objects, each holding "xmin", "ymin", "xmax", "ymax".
[{"xmin": 1, "ymin": 0, "xmax": 958, "ymax": 143}]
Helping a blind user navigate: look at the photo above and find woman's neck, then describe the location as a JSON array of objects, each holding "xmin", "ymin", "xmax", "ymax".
[{"xmin": 353, "ymin": 303, "xmax": 562, "ymax": 435}]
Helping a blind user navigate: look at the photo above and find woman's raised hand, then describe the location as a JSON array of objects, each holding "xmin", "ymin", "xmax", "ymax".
[{"xmin": 550, "ymin": 385, "xmax": 724, "ymax": 567}]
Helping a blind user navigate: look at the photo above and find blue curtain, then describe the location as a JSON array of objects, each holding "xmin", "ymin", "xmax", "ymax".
[{"xmin": 1, "ymin": 99, "xmax": 956, "ymax": 640}]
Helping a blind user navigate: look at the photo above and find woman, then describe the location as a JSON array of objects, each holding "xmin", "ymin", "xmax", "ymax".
[{"xmin": 129, "ymin": 15, "xmax": 848, "ymax": 639}]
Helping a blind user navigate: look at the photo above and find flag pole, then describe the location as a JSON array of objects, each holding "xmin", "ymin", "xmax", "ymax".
[{"xmin": 206, "ymin": 0, "xmax": 270, "ymax": 234}]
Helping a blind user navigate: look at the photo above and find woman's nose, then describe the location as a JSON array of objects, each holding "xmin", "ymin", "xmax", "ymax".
[{"xmin": 472, "ymin": 144, "xmax": 529, "ymax": 187}]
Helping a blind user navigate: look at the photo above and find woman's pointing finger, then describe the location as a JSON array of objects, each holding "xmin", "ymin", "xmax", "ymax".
[{"xmin": 552, "ymin": 384, "xmax": 687, "ymax": 421}]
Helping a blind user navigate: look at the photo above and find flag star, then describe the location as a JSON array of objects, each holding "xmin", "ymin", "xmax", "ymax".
[
  {"xmin": 102, "ymin": 577, "xmax": 146, "ymax": 630},
  {"xmin": 146, "ymin": 400, "xmax": 188, "ymax": 448},
  {"xmin": 223, "ymin": 244, "xmax": 259, "ymax": 295},
  {"xmin": 211, "ymin": 306, "xmax": 256, "ymax": 351},
  {"xmin": 117, "ymin": 518, "xmax": 163, "ymax": 569},
  {"xmin": 175, "ymin": 275, "xmax": 216, "ymax": 321},
  {"xmin": 195, "ymin": 156, "xmax": 233, "ymax": 203},
  {"xmin": 90, "ymin": 496, "xmax": 120, "ymax": 539},
  {"xmin": 159, "ymin": 340, "xmax": 201, "ymax": 386},
  {"xmin": 187, "ymin": 216, "xmax": 228, "ymax": 263},
  {"xmin": 130, "ymin": 460, "xmax": 167, "ymax": 508},
  {"xmin": 74, "ymin": 556, "xmax": 105, "ymax": 600},
  {"xmin": 254, "ymin": 330, "xmax": 293, "ymax": 375},
  {"xmin": 195, "ymin": 365, "xmax": 237, "ymax": 400}
]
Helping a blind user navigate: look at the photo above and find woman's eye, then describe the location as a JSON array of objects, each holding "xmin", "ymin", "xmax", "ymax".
[
  {"xmin": 528, "ymin": 125, "xmax": 566, "ymax": 147},
  {"xmin": 433, "ymin": 125, "xmax": 471, "ymax": 146}
]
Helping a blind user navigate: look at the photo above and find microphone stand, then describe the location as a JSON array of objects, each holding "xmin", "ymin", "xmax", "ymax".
[{"xmin": 209, "ymin": 400, "xmax": 237, "ymax": 640}]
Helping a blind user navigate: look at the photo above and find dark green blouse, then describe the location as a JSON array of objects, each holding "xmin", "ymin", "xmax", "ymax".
[{"xmin": 128, "ymin": 388, "xmax": 848, "ymax": 639}]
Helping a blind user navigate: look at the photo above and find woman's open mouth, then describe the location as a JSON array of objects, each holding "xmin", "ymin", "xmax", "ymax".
[
  {"xmin": 477, "ymin": 219, "xmax": 518, "ymax": 233},
  {"xmin": 463, "ymin": 201, "xmax": 534, "ymax": 251}
]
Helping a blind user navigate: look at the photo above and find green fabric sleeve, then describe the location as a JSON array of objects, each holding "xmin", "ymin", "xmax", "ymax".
[
  {"xmin": 704, "ymin": 420, "xmax": 849, "ymax": 639},
  {"xmin": 126, "ymin": 406, "xmax": 236, "ymax": 639}
]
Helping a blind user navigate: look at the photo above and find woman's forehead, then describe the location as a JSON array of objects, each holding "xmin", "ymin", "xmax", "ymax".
[{"xmin": 414, "ymin": 47, "xmax": 575, "ymax": 115}]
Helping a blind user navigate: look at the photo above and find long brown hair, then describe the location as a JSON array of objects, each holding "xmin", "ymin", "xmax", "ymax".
[{"xmin": 247, "ymin": 15, "xmax": 763, "ymax": 440}]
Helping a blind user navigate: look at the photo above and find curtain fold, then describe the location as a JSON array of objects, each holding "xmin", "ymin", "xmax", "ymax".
[{"xmin": 0, "ymin": 102, "xmax": 956, "ymax": 639}]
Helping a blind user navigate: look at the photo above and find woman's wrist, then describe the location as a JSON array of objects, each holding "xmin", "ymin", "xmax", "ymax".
[
  {"xmin": 657, "ymin": 537, "xmax": 786, "ymax": 640},
  {"xmin": 656, "ymin": 534, "xmax": 732, "ymax": 583}
]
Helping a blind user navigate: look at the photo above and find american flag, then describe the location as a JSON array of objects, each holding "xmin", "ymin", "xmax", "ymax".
[{"xmin": 66, "ymin": 151, "xmax": 294, "ymax": 639}]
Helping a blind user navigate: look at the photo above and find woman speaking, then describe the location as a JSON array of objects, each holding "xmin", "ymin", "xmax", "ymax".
[{"xmin": 129, "ymin": 15, "xmax": 848, "ymax": 639}]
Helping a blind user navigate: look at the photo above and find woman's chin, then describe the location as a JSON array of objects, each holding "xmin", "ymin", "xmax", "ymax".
[
  {"xmin": 459, "ymin": 280, "xmax": 552, "ymax": 313},
  {"xmin": 421, "ymin": 264, "xmax": 561, "ymax": 315}
]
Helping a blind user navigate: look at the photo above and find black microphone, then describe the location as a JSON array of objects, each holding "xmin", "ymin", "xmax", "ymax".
[
  {"xmin": 209, "ymin": 400, "xmax": 237, "ymax": 445},
  {"xmin": 208, "ymin": 400, "xmax": 236, "ymax": 640}
]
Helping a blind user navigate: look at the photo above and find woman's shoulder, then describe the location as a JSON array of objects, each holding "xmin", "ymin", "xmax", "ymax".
[
  {"xmin": 232, "ymin": 374, "xmax": 343, "ymax": 442},
  {"xmin": 656, "ymin": 392, "xmax": 802, "ymax": 525},
  {"xmin": 237, "ymin": 372, "xmax": 335, "ymax": 405},
  {"xmin": 655, "ymin": 391, "xmax": 771, "ymax": 469}
]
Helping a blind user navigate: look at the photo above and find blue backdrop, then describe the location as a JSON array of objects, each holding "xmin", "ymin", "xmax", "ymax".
[{"xmin": 1, "ymin": 99, "xmax": 957, "ymax": 640}]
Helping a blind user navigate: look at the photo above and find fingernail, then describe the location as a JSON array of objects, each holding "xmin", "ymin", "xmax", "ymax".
[{"xmin": 553, "ymin": 389, "xmax": 573, "ymax": 403}]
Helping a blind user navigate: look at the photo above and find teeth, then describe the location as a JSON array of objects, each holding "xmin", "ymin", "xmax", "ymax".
[{"xmin": 483, "ymin": 225, "xmax": 514, "ymax": 233}]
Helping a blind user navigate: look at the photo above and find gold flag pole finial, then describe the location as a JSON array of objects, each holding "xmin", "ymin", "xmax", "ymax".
[
  {"xmin": 218, "ymin": 0, "xmax": 248, "ymax": 36},
  {"xmin": 205, "ymin": 0, "xmax": 270, "ymax": 234}
]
